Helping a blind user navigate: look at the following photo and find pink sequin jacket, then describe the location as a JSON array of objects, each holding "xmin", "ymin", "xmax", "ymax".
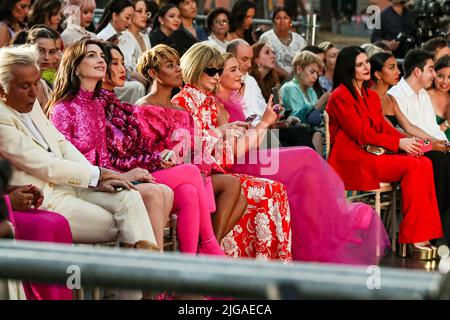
[{"xmin": 50, "ymin": 89, "xmax": 114, "ymax": 169}]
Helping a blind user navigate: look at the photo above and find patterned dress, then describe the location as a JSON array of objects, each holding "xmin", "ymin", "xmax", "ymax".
[{"xmin": 172, "ymin": 85, "xmax": 292, "ymax": 262}]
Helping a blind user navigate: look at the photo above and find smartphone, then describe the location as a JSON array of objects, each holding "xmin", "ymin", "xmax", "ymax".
[
  {"xmin": 271, "ymin": 87, "xmax": 280, "ymax": 105},
  {"xmin": 420, "ymin": 139, "xmax": 432, "ymax": 153},
  {"xmin": 280, "ymin": 109, "xmax": 293, "ymax": 120},
  {"xmin": 245, "ymin": 114, "xmax": 258, "ymax": 123},
  {"xmin": 162, "ymin": 150, "xmax": 174, "ymax": 161}
]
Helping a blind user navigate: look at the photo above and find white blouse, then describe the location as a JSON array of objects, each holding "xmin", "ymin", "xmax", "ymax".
[{"xmin": 259, "ymin": 29, "xmax": 307, "ymax": 74}]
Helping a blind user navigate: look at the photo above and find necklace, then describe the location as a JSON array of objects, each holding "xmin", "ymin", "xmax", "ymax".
[
  {"xmin": 294, "ymin": 78, "xmax": 311, "ymax": 103},
  {"xmin": 278, "ymin": 32, "xmax": 292, "ymax": 46}
]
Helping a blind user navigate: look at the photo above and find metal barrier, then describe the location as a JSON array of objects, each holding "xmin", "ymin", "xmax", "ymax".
[{"xmin": 0, "ymin": 239, "xmax": 450, "ymax": 299}]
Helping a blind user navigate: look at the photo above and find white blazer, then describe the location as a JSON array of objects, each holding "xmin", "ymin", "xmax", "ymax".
[{"xmin": 0, "ymin": 101, "xmax": 94, "ymax": 209}]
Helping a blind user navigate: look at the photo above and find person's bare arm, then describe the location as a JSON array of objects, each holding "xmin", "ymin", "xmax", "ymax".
[
  {"xmin": 0, "ymin": 26, "xmax": 11, "ymax": 48},
  {"xmin": 314, "ymin": 91, "xmax": 331, "ymax": 110},
  {"xmin": 392, "ymin": 97, "xmax": 434, "ymax": 140}
]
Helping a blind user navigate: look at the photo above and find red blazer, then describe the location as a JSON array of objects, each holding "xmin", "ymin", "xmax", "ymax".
[{"xmin": 326, "ymin": 84, "xmax": 405, "ymax": 191}]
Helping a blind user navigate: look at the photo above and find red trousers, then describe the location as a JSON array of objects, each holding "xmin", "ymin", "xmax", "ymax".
[{"xmin": 374, "ymin": 154, "xmax": 443, "ymax": 243}]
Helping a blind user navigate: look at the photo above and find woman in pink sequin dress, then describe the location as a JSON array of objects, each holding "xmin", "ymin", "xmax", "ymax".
[{"xmin": 47, "ymin": 40, "xmax": 224, "ymax": 255}]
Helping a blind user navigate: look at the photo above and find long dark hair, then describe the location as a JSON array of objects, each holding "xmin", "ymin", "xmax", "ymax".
[
  {"xmin": 96, "ymin": 0, "xmax": 135, "ymax": 33},
  {"xmin": 333, "ymin": 46, "xmax": 369, "ymax": 101},
  {"xmin": 0, "ymin": 0, "xmax": 27, "ymax": 27},
  {"xmin": 28, "ymin": 0, "xmax": 62, "ymax": 29},
  {"xmin": 102, "ymin": 43, "xmax": 125, "ymax": 83},
  {"xmin": 46, "ymin": 39, "xmax": 105, "ymax": 117},
  {"xmin": 152, "ymin": 4, "xmax": 178, "ymax": 30},
  {"xmin": 230, "ymin": 0, "xmax": 255, "ymax": 45},
  {"xmin": 369, "ymin": 52, "xmax": 394, "ymax": 82}
]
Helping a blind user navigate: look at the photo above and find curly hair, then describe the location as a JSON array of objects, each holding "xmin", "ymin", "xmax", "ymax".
[{"xmin": 137, "ymin": 44, "xmax": 180, "ymax": 82}]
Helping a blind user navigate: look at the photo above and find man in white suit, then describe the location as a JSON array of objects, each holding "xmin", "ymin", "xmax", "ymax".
[{"xmin": 0, "ymin": 45, "xmax": 158, "ymax": 250}]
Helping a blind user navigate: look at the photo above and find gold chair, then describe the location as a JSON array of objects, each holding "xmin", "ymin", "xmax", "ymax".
[{"xmin": 323, "ymin": 110, "xmax": 400, "ymax": 252}]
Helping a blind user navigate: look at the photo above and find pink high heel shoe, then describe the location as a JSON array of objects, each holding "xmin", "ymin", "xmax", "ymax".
[{"xmin": 197, "ymin": 238, "xmax": 226, "ymax": 256}]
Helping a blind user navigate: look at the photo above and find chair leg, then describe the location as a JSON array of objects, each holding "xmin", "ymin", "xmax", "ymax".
[
  {"xmin": 170, "ymin": 222, "xmax": 177, "ymax": 252},
  {"xmin": 391, "ymin": 187, "xmax": 397, "ymax": 253},
  {"xmin": 375, "ymin": 191, "xmax": 381, "ymax": 216}
]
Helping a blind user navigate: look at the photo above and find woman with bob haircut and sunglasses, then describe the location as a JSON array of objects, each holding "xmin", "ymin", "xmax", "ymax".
[
  {"xmin": 172, "ymin": 43, "xmax": 391, "ymax": 265},
  {"xmin": 173, "ymin": 43, "xmax": 292, "ymax": 261}
]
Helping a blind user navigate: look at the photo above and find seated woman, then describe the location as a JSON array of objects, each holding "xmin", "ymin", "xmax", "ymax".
[
  {"xmin": 173, "ymin": 43, "xmax": 390, "ymax": 265},
  {"xmin": 97, "ymin": 43, "xmax": 227, "ymax": 255},
  {"xmin": 150, "ymin": 4, "xmax": 196, "ymax": 57},
  {"xmin": 134, "ymin": 44, "xmax": 247, "ymax": 243},
  {"xmin": 60, "ymin": 0, "xmax": 97, "ymax": 47},
  {"xmin": 47, "ymin": 40, "xmax": 172, "ymax": 252},
  {"xmin": 326, "ymin": 46, "xmax": 443, "ymax": 260},
  {"xmin": 0, "ymin": 0, "xmax": 30, "ymax": 48},
  {"xmin": 11, "ymin": 27, "xmax": 60, "ymax": 109},
  {"xmin": 5, "ymin": 185, "xmax": 72, "ymax": 300},
  {"xmin": 317, "ymin": 41, "xmax": 339, "ymax": 93},
  {"xmin": 280, "ymin": 51, "xmax": 329, "ymax": 155},
  {"xmin": 249, "ymin": 42, "xmax": 279, "ymax": 102},
  {"xmin": 216, "ymin": 52, "xmax": 315, "ymax": 150},
  {"xmin": 204, "ymin": 7, "xmax": 231, "ymax": 53},
  {"xmin": 172, "ymin": 43, "xmax": 292, "ymax": 261},
  {"xmin": 370, "ymin": 52, "xmax": 450, "ymax": 246},
  {"xmin": 428, "ymin": 55, "xmax": 450, "ymax": 140},
  {"xmin": 259, "ymin": 6, "xmax": 306, "ymax": 78}
]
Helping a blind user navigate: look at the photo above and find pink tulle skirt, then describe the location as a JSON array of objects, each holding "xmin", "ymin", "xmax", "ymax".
[{"xmin": 231, "ymin": 147, "xmax": 391, "ymax": 266}]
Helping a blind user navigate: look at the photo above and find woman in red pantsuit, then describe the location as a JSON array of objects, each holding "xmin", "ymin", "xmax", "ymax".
[{"xmin": 326, "ymin": 46, "xmax": 443, "ymax": 260}]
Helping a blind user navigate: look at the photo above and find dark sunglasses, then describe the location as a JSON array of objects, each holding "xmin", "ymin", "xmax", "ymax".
[{"xmin": 204, "ymin": 67, "xmax": 223, "ymax": 77}]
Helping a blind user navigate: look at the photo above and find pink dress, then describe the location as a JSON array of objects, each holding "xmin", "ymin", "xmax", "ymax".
[
  {"xmin": 174, "ymin": 85, "xmax": 391, "ymax": 265},
  {"xmin": 4, "ymin": 195, "xmax": 72, "ymax": 300}
]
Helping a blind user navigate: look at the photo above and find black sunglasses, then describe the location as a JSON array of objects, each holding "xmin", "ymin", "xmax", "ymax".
[{"xmin": 204, "ymin": 67, "xmax": 223, "ymax": 77}]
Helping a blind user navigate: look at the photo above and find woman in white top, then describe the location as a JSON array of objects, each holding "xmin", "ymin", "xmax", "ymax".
[
  {"xmin": 60, "ymin": 0, "xmax": 97, "ymax": 47},
  {"xmin": 128, "ymin": 0, "xmax": 151, "ymax": 69},
  {"xmin": 96, "ymin": 0, "xmax": 148, "ymax": 100},
  {"xmin": 259, "ymin": 6, "xmax": 306, "ymax": 77},
  {"xmin": 203, "ymin": 7, "xmax": 231, "ymax": 53}
]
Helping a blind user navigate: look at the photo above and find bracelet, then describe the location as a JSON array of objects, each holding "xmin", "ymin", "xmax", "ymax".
[{"xmin": 444, "ymin": 120, "xmax": 450, "ymax": 129}]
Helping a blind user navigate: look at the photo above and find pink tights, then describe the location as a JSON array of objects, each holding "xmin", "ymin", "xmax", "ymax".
[{"xmin": 151, "ymin": 164, "xmax": 224, "ymax": 256}]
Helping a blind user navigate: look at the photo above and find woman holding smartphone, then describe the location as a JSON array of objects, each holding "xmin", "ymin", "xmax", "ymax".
[{"xmin": 174, "ymin": 43, "xmax": 391, "ymax": 265}]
